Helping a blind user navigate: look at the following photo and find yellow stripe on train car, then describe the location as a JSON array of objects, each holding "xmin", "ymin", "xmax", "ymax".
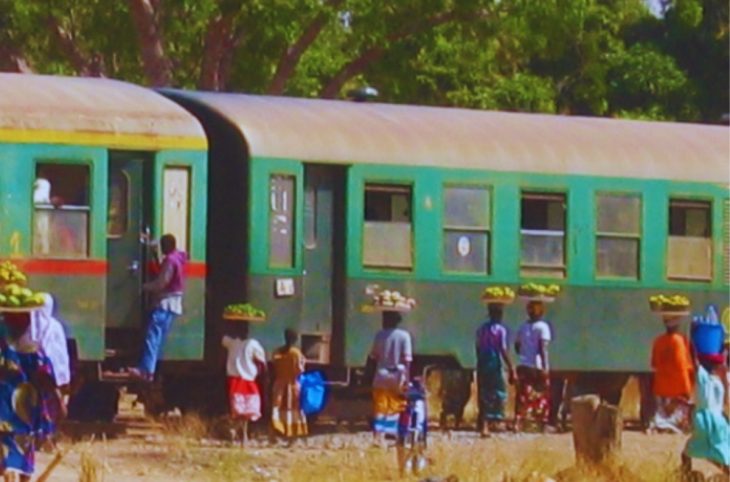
[{"xmin": 0, "ymin": 128, "xmax": 207, "ymax": 151}]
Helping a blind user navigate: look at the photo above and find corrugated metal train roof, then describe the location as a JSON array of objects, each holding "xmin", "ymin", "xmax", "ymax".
[
  {"xmin": 167, "ymin": 90, "xmax": 729, "ymax": 184},
  {"xmin": 0, "ymin": 74, "xmax": 206, "ymax": 149}
]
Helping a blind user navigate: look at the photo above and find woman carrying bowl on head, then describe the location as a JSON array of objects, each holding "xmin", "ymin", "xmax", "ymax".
[
  {"xmin": 475, "ymin": 288, "xmax": 516, "ymax": 437},
  {"xmin": 513, "ymin": 299, "xmax": 553, "ymax": 433},
  {"xmin": 648, "ymin": 313, "xmax": 693, "ymax": 434}
]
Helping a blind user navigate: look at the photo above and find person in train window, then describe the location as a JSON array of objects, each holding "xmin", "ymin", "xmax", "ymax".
[
  {"xmin": 367, "ymin": 310, "xmax": 413, "ymax": 444},
  {"xmin": 129, "ymin": 234, "xmax": 187, "ymax": 382},
  {"xmin": 0, "ymin": 312, "xmax": 64, "ymax": 482},
  {"xmin": 271, "ymin": 328, "xmax": 308, "ymax": 439},
  {"xmin": 648, "ymin": 315, "xmax": 693, "ymax": 434},
  {"xmin": 475, "ymin": 302, "xmax": 516, "ymax": 437},
  {"xmin": 222, "ymin": 320, "xmax": 266, "ymax": 446},
  {"xmin": 513, "ymin": 300, "xmax": 552, "ymax": 433}
]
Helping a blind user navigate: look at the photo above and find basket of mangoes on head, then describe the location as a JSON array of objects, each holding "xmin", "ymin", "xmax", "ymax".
[
  {"xmin": 223, "ymin": 303, "xmax": 266, "ymax": 322},
  {"xmin": 517, "ymin": 283, "xmax": 561, "ymax": 303},
  {"xmin": 0, "ymin": 262, "xmax": 45, "ymax": 312},
  {"xmin": 649, "ymin": 294, "xmax": 690, "ymax": 315},
  {"xmin": 481, "ymin": 286, "xmax": 516, "ymax": 304}
]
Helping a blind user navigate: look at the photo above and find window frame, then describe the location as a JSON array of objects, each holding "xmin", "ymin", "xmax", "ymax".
[
  {"xmin": 106, "ymin": 169, "xmax": 131, "ymax": 239},
  {"xmin": 519, "ymin": 190, "xmax": 567, "ymax": 279},
  {"xmin": 594, "ymin": 191, "xmax": 642, "ymax": 280},
  {"xmin": 362, "ymin": 181, "xmax": 414, "ymax": 271},
  {"xmin": 666, "ymin": 196, "xmax": 713, "ymax": 283},
  {"xmin": 161, "ymin": 165, "xmax": 192, "ymax": 253},
  {"xmin": 441, "ymin": 183, "xmax": 492, "ymax": 275},
  {"xmin": 268, "ymin": 172, "xmax": 298, "ymax": 270},
  {"xmin": 32, "ymin": 159, "xmax": 93, "ymax": 260}
]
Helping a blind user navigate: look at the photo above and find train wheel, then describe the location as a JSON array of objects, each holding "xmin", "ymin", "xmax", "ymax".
[{"xmin": 67, "ymin": 381, "xmax": 120, "ymax": 423}]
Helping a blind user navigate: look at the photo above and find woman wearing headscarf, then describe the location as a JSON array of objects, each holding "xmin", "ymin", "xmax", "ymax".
[
  {"xmin": 649, "ymin": 314, "xmax": 693, "ymax": 434},
  {"xmin": 0, "ymin": 312, "xmax": 63, "ymax": 481},
  {"xmin": 475, "ymin": 302, "xmax": 515, "ymax": 437},
  {"xmin": 30, "ymin": 294, "xmax": 70, "ymax": 389}
]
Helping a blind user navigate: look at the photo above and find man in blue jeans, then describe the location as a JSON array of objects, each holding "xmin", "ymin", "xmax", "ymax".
[{"xmin": 130, "ymin": 234, "xmax": 187, "ymax": 382}]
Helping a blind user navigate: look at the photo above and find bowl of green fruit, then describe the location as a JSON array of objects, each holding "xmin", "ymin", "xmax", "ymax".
[
  {"xmin": 223, "ymin": 303, "xmax": 266, "ymax": 321},
  {"xmin": 517, "ymin": 283, "xmax": 561, "ymax": 303}
]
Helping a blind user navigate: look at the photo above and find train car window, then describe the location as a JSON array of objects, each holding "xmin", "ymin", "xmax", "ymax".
[
  {"xmin": 667, "ymin": 199, "xmax": 712, "ymax": 281},
  {"xmin": 162, "ymin": 167, "xmax": 190, "ymax": 252},
  {"xmin": 596, "ymin": 193, "xmax": 641, "ymax": 279},
  {"xmin": 32, "ymin": 163, "xmax": 90, "ymax": 258},
  {"xmin": 107, "ymin": 170, "xmax": 129, "ymax": 237},
  {"xmin": 363, "ymin": 183, "xmax": 412, "ymax": 269},
  {"xmin": 520, "ymin": 192, "xmax": 565, "ymax": 278},
  {"xmin": 269, "ymin": 174, "xmax": 296, "ymax": 268},
  {"xmin": 304, "ymin": 185, "xmax": 317, "ymax": 249},
  {"xmin": 442, "ymin": 185, "xmax": 490, "ymax": 273}
]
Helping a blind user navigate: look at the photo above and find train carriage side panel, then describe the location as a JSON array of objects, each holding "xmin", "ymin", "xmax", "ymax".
[
  {"xmin": 0, "ymin": 73, "xmax": 208, "ymax": 364},
  {"xmin": 0, "ymin": 143, "xmax": 108, "ymax": 360}
]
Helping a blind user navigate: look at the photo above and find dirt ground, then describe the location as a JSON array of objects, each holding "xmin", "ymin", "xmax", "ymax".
[
  {"xmin": 34, "ymin": 378, "xmax": 726, "ymax": 482},
  {"xmin": 38, "ymin": 429, "xmax": 722, "ymax": 482}
]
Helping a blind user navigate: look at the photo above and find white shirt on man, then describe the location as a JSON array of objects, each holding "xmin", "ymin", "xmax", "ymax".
[
  {"xmin": 370, "ymin": 328, "xmax": 412, "ymax": 389},
  {"xmin": 222, "ymin": 336, "xmax": 265, "ymax": 380},
  {"xmin": 516, "ymin": 320, "xmax": 551, "ymax": 370}
]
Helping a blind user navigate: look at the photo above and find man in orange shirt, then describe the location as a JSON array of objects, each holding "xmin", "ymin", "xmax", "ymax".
[{"xmin": 649, "ymin": 315, "xmax": 693, "ymax": 434}]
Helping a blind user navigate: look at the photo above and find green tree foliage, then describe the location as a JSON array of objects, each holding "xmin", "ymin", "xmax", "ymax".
[{"xmin": 0, "ymin": 0, "xmax": 725, "ymax": 122}]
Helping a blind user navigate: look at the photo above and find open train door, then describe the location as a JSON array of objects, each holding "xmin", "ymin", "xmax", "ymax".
[
  {"xmin": 105, "ymin": 151, "xmax": 153, "ymax": 364},
  {"xmin": 301, "ymin": 164, "xmax": 347, "ymax": 366}
]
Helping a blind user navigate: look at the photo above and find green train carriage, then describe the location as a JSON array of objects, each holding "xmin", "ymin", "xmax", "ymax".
[
  {"xmin": 166, "ymin": 90, "xmax": 729, "ymax": 380},
  {"xmin": 0, "ymin": 74, "xmax": 209, "ymax": 382}
]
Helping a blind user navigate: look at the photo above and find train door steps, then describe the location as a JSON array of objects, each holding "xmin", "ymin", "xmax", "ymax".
[{"xmin": 60, "ymin": 391, "xmax": 162, "ymax": 441}]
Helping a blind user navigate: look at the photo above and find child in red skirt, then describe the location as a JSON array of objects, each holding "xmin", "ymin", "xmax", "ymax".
[{"xmin": 222, "ymin": 320, "xmax": 266, "ymax": 445}]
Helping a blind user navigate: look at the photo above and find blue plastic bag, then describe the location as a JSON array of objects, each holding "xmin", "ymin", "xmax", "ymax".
[{"xmin": 299, "ymin": 370, "xmax": 328, "ymax": 416}]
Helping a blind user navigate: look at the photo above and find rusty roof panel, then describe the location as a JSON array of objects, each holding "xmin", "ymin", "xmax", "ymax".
[
  {"xmin": 169, "ymin": 91, "xmax": 729, "ymax": 183},
  {"xmin": 0, "ymin": 74, "xmax": 206, "ymax": 147}
]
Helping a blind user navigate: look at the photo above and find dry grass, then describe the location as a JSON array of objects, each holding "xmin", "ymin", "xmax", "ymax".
[{"xmin": 77, "ymin": 439, "xmax": 106, "ymax": 482}]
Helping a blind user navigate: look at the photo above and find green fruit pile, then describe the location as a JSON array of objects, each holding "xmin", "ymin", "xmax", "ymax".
[
  {"xmin": 224, "ymin": 303, "xmax": 266, "ymax": 319},
  {"xmin": 0, "ymin": 261, "xmax": 27, "ymax": 286},
  {"xmin": 0, "ymin": 283, "xmax": 45, "ymax": 309},
  {"xmin": 518, "ymin": 283, "xmax": 561, "ymax": 298},
  {"xmin": 649, "ymin": 294, "xmax": 690, "ymax": 312},
  {"xmin": 482, "ymin": 286, "xmax": 515, "ymax": 301}
]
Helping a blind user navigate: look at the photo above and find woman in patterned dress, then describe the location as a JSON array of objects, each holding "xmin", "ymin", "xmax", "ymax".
[
  {"xmin": 475, "ymin": 302, "xmax": 516, "ymax": 437},
  {"xmin": 0, "ymin": 311, "xmax": 63, "ymax": 481},
  {"xmin": 513, "ymin": 300, "xmax": 552, "ymax": 432}
]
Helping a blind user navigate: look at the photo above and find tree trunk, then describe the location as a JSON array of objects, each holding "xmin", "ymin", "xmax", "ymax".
[
  {"xmin": 0, "ymin": 44, "xmax": 33, "ymax": 73},
  {"xmin": 267, "ymin": 1, "xmax": 342, "ymax": 95},
  {"xmin": 319, "ymin": 10, "xmax": 460, "ymax": 99},
  {"xmin": 571, "ymin": 395, "xmax": 622, "ymax": 466},
  {"xmin": 128, "ymin": 0, "xmax": 171, "ymax": 86},
  {"xmin": 199, "ymin": 15, "xmax": 232, "ymax": 91}
]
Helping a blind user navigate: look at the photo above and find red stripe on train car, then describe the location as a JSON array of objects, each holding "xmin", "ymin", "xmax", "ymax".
[
  {"xmin": 3, "ymin": 259, "xmax": 206, "ymax": 277},
  {"xmin": 185, "ymin": 262, "xmax": 207, "ymax": 277},
  {"xmin": 7, "ymin": 259, "xmax": 108, "ymax": 275}
]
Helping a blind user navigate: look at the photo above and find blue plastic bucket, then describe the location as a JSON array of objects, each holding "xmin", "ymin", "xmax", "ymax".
[{"xmin": 691, "ymin": 323, "xmax": 724, "ymax": 355}]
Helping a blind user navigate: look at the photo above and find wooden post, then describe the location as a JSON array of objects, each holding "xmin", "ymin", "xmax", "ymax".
[{"xmin": 571, "ymin": 395, "xmax": 622, "ymax": 466}]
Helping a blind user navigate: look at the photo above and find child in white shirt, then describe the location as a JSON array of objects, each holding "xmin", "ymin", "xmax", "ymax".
[{"xmin": 222, "ymin": 321, "xmax": 266, "ymax": 445}]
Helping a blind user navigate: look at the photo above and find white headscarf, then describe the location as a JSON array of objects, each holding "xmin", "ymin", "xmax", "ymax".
[{"xmin": 31, "ymin": 293, "xmax": 71, "ymax": 386}]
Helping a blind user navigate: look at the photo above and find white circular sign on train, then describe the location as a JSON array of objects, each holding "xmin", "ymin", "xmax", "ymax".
[{"xmin": 457, "ymin": 236, "xmax": 471, "ymax": 257}]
